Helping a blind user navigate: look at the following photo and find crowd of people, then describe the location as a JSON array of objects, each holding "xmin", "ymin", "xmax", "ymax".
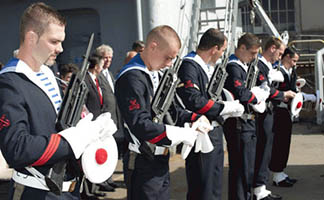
[{"xmin": 0, "ymin": 2, "xmax": 316, "ymax": 200}]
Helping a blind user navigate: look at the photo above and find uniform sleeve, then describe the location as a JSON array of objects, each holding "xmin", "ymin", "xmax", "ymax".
[
  {"xmin": 176, "ymin": 60, "xmax": 224, "ymax": 121},
  {"xmin": 224, "ymin": 63, "xmax": 257, "ymax": 106},
  {"xmin": 0, "ymin": 76, "xmax": 72, "ymax": 169},
  {"xmin": 167, "ymin": 100, "xmax": 200, "ymax": 126},
  {"xmin": 115, "ymin": 71, "xmax": 171, "ymax": 146},
  {"xmin": 256, "ymin": 63, "xmax": 284, "ymax": 101}
]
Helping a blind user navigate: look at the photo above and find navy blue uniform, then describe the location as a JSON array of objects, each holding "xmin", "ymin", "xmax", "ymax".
[
  {"xmin": 115, "ymin": 54, "xmax": 198, "ymax": 200},
  {"xmin": 0, "ymin": 58, "xmax": 79, "ymax": 200},
  {"xmin": 253, "ymin": 56, "xmax": 284, "ymax": 188},
  {"xmin": 223, "ymin": 54, "xmax": 258, "ymax": 200},
  {"xmin": 176, "ymin": 52, "xmax": 225, "ymax": 200},
  {"xmin": 269, "ymin": 66, "xmax": 297, "ymax": 173}
]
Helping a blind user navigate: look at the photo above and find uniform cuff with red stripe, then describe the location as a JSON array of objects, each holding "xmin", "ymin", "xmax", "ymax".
[
  {"xmin": 148, "ymin": 131, "xmax": 167, "ymax": 144},
  {"xmin": 248, "ymin": 93, "xmax": 256, "ymax": 104},
  {"xmin": 197, "ymin": 100, "xmax": 214, "ymax": 114},
  {"xmin": 270, "ymin": 90, "xmax": 279, "ymax": 99},
  {"xmin": 31, "ymin": 134, "xmax": 61, "ymax": 166}
]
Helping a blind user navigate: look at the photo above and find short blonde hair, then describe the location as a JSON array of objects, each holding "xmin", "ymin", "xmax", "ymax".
[{"xmin": 146, "ymin": 25, "xmax": 181, "ymax": 50}]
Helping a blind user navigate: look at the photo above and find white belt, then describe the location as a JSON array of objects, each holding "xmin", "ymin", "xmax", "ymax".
[
  {"xmin": 12, "ymin": 170, "xmax": 73, "ymax": 192},
  {"xmin": 276, "ymin": 102, "xmax": 288, "ymax": 109},
  {"xmin": 128, "ymin": 143, "xmax": 168, "ymax": 155}
]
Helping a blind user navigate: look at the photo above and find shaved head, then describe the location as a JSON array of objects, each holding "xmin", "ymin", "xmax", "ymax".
[{"xmin": 146, "ymin": 25, "xmax": 181, "ymax": 51}]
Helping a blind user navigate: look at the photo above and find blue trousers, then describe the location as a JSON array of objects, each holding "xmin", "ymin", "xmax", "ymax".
[
  {"xmin": 269, "ymin": 107, "xmax": 292, "ymax": 172},
  {"xmin": 185, "ymin": 126, "xmax": 224, "ymax": 200},
  {"xmin": 253, "ymin": 111, "xmax": 274, "ymax": 187},
  {"xmin": 224, "ymin": 118, "xmax": 257, "ymax": 200},
  {"xmin": 125, "ymin": 152, "xmax": 170, "ymax": 200}
]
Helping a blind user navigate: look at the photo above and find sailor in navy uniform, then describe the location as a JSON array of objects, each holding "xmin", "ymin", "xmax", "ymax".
[
  {"xmin": 223, "ymin": 33, "xmax": 268, "ymax": 200},
  {"xmin": 0, "ymin": 3, "xmax": 115, "ymax": 200},
  {"xmin": 253, "ymin": 37, "xmax": 295, "ymax": 200},
  {"xmin": 115, "ymin": 25, "xmax": 210, "ymax": 200},
  {"xmin": 269, "ymin": 47, "xmax": 299, "ymax": 187},
  {"xmin": 176, "ymin": 28, "xmax": 244, "ymax": 200},
  {"xmin": 0, "ymin": 59, "xmax": 114, "ymax": 200}
]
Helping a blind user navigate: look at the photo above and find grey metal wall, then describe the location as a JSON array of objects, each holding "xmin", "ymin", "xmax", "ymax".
[{"xmin": 0, "ymin": 0, "xmax": 139, "ymax": 75}]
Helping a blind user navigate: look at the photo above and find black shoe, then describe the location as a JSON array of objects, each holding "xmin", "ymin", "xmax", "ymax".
[
  {"xmin": 273, "ymin": 177, "xmax": 294, "ymax": 187},
  {"xmin": 286, "ymin": 176, "xmax": 297, "ymax": 184},
  {"xmin": 254, "ymin": 193, "xmax": 282, "ymax": 200},
  {"xmin": 98, "ymin": 182, "xmax": 115, "ymax": 192},
  {"xmin": 92, "ymin": 191, "xmax": 106, "ymax": 197},
  {"xmin": 107, "ymin": 179, "xmax": 119, "ymax": 188}
]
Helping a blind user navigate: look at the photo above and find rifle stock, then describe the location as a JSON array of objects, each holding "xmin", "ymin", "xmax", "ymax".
[{"xmin": 45, "ymin": 33, "xmax": 94, "ymax": 195}]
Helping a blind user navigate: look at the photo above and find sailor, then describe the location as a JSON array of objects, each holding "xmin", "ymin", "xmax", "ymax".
[
  {"xmin": 176, "ymin": 28, "xmax": 245, "ymax": 200},
  {"xmin": 223, "ymin": 33, "xmax": 269, "ymax": 200},
  {"xmin": 115, "ymin": 25, "xmax": 211, "ymax": 200},
  {"xmin": 0, "ymin": 3, "xmax": 115, "ymax": 199},
  {"xmin": 253, "ymin": 37, "xmax": 296, "ymax": 200},
  {"xmin": 269, "ymin": 47, "xmax": 300, "ymax": 187}
]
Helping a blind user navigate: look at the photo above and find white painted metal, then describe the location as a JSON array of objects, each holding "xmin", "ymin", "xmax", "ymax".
[{"xmin": 315, "ymin": 47, "xmax": 324, "ymax": 124}]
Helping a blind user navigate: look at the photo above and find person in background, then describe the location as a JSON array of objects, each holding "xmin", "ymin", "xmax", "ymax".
[
  {"xmin": 0, "ymin": 3, "xmax": 115, "ymax": 199},
  {"xmin": 269, "ymin": 47, "xmax": 300, "ymax": 187},
  {"xmin": 123, "ymin": 40, "xmax": 145, "ymax": 65},
  {"xmin": 81, "ymin": 54, "xmax": 114, "ymax": 198},
  {"xmin": 58, "ymin": 63, "xmax": 78, "ymax": 92},
  {"xmin": 95, "ymin": 44, "xmax": 126, "ymax": 191}
]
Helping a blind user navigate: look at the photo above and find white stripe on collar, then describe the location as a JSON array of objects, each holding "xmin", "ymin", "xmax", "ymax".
[
  {"xmin": 228, "ymin": 56, "xmax": 249, "ymax": 72},
  {"xmin": 118, "ymin": 65, "xmax": 159, "ymax": 94},
  {"xmin": 280, "ymin": 64, "xmax": 291, "ymax": 79},
  {"xmin": 259, "ymin": 56, "xmax": 273, "ymax": 71},
  {"xmin": 184, "ymin": 53, "xmax": 213, "ymax": 80},
  {"xmin": 2, "ymin": 59, "xmax": 62, "ymax": 114}
]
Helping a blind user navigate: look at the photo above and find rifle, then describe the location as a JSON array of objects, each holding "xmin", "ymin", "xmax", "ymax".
[
  {"xmin": 245, "ymin": 56, "xmax": 260, "ymax": 113},
  {"xmin": 206, "ymin": 56, "xmax": 229, "ymax": 125},
  {"xmin": 151, "ymin": 55, "xmax": 183, "ymax": 124},
  {"xmin": 245, "ymin": 56, "xmax": 259, "ymax": 90},
  {"xmin": 45, "ymin": 33, "xmax": 94, "ymax": 195},
  {"xmin": 207, "ymin": 57, "xmax": 229, "ymax": 101}
]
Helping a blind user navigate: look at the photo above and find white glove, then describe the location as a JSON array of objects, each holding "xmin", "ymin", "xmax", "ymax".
[
  {"xmin": 268, "ymin": 69, "xmax": 284, "ymax": 83},
  {"xmin": 219, "ymin": 100, "xmax": 245, "ymax": 117},
  {"xmin": 165, "ymin": 124, "xmax": 198, "ymax": 147},
  {"xmin": 302, "ymin": 92, "xmax": 316, "ymax": 102},
  {"xmin": 59, "ymin": 112, "xmax": 117, "ymax": 159},
  {"xmin": 194, "ymin": 132, "xmax": 213, "ymax": 153},
  {"xmin": 181, "ymin": 116, "xmax": 214, "ymax": 159},
  {"xmin": 251, "ymin": 85, "xmax": 270, "ymax": 103},
  {"xmin": 191, "ymin": 116, "xmax": 213, "ymax": 154}
]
